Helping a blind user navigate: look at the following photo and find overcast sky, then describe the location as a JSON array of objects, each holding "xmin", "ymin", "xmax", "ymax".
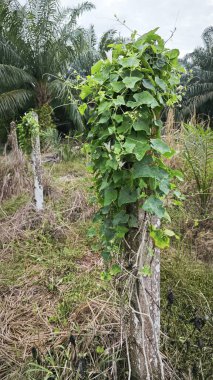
[
  {"xmin": 19, "ymin": 0, "xmax": 213, "ymax": 57},
  {"xmin": 67, "ymin": 0, "xmax": 213, "ymax": 57}
]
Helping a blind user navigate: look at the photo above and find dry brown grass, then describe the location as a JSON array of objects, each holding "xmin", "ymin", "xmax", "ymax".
[
  {"xmin": 0, "ymin": 158, "xmax": 119, "ymax": 379},
  {"xmin": 163, "ymin": 108, "xmax": 183, "ymax": 170},
  {"xmin": 62, "ymin": 188, "xmax": 97, "ymax": 223},
  {"xmin": 0, "ymin": 203, "xmax": 55, "ymax": 246},
  {"xmin": 0, "ymin": 283, "xmax": 61, "ymax": 379},
  {"xmin": 0, "ymin": 279, "xmax": 123, "ymax": 379},
  {"xmin": 0, "ymin": 151, "xmax": 31, "ymax": 203}
]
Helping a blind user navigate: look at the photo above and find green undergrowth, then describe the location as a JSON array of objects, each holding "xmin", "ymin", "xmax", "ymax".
[
  {"xmin": 0, "ymin": 157, "xmax": 103, "ymax": 320},
  {"xmin": 161, "ymin": 249, "xmax": 213, "ymax": 378},
  {"xmin": 46, "ymin": 158, "xmax": 88, "ymax": 179},
  {"xmin": 0, "ymin": 193, "xmax": 29, "ymax": 220},
  {"xmin": 0, "ymin": 156, "xmax": 212, "ymax": 379}
]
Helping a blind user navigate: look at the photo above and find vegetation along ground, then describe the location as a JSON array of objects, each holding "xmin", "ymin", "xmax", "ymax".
[{"xmin": 0, "ymin": 127, "xmax": 212, "ymax": 379}]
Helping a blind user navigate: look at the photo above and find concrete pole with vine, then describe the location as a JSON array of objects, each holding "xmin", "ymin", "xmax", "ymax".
[
  {"xmin": 129, "ymin": 213, "xmax": 163, "ymax": 379},
  {"xmin": 31, "ymin": 111, "xmax": 44, "ymax": 211},
  {"xmin": 80, "ymin": 28, "xmax": 183, "ymax": 380}
]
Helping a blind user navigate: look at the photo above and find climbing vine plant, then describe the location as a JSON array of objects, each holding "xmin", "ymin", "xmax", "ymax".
[
  {"xmin": 80, "ymin": 28, "xmax": 184, "ymax": 262},
  {"xmin": 17, "ymin": 111, "xmax": 40, "ymax": 154}
]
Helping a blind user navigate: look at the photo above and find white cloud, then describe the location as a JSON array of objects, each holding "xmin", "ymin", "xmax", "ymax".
[{"xmin": 19, "ymin": 0, "xmax": 213, "ymax": 55}]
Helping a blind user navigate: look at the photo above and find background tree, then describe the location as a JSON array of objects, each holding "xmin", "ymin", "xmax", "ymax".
[
  {"xmin": 0, "ymin": 0, "xmax": 95, "ymax": 131},
  {"xmin": 181, "ymin": 26, "xmax": 213, "ymax": 122}
]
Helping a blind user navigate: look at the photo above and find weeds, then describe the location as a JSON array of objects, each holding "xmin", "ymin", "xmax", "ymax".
[
  {"xmin": 0, "ymin": 151, "xmax": 212, "ymax": 379},
  {"xmin": 161, "ymin": 251, "xmax": 213, "ymax": 379},
  {"xmin": 182, "ymin": 122, "xmax": 213, "ymax": 215},
  {"xmin": 0, "ymin": 152, "xmax": 31, "ymax": 202}
]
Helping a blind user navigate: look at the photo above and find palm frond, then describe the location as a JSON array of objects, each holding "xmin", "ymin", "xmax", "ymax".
[
  {"xmin": 99, "ymin": 29, "xmax": 117, "ymax": 58},
  {"xmin": 0, "ymin": 89, "xmax": 35, "ymax": 117},
  {"xmin": 181, "ymin": 25, "xmax": 213, "ymax": 118},
  {"xmin": 48, "ymin": 78, "xmax": 84, "ymax": 131},
  {"xmin": 0, "ymin": 64, "xmax": 35, "ymax": 89},
  {"xmin": 202, "ymin": 26, "xmax": 213, "ymax": 50},
  {"xmin": 0, "ymin": 40, "xmax": 23, "ymax": 66},
  {"xmin": 67, "ymin": 2, "xmax": 95, "ymax": 29}
]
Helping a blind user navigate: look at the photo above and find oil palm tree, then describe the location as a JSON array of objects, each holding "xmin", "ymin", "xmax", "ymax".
[
  {"xmin": 181, "ymin": 26, "xmax": 213, "ymax": 119},
  {"xmin": 0, "ymin": 0, "xmax": 95, "ymax": 128},
  {"xmin": 47, "ymin": 26, "xmax": 122, "ymax": 132}
]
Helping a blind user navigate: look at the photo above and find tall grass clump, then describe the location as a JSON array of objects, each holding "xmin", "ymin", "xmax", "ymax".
[{"xmin": 182, "ymin": 122, "xmax": 213, "ymax": 216}]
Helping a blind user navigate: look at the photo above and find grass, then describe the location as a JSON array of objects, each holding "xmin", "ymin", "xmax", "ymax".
[
  {"xmin": 0, "ymin": 193, "xmax": 29, "ymax": 219},
  {"xmin": 0, "ymin": 157, "xmax": 107, "ymax": 379},
  {"xmin": 0, "ymin": 154, "xmax": 212, "ymax": 380},
  {"xmin": 161, "ymin": 250, "xmax": 213, "ymax": 379}
]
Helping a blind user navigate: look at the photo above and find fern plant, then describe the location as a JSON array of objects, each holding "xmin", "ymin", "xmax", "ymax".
[{"xmin": 183, "ymin": 122, "xmax": 213, "ymax": 215}]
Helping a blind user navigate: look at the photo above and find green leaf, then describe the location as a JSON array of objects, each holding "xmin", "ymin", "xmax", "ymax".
[
  {"xmin": 117, "ymin": 121, "xmax": 131, "ymax": 133},
  {"xmin": 99, "ymin": 178, "xmax": 110, "ymax": 191},
  {"xmin": 171, "ymin": 169, "xmax": 184, "ymax": 181},
  {"xmin": 142, "ymin": 78, "xmax": 155, "ymax": 91},
  {"xmin": 150, "ymin": 138, "xmax": 171, "ymax": 154},
  {"xmin": 104, "ymin": 188, "xmax": 117, "ymax": 206},
  {"xmin": 111, "ymin": 81, "xmax": 125, "ymax": 92},
  {"xmin": 108, "ymin": 126, "xmax": 116, "ymax": 134},
  {"xmin": 112, "ymin": 114, "xmax": 123, "ymax": 123},
  {"xmin": 118, "ymin": 187, "xmax": 138, "ymax": 206},
  {"xmin": 133, "ymin": 161, "xmax": 168, "ymax": 180},
  {"xmin": 119, "ymin": 55, "xmax": 140, "ymax": 68},
  {"xmin": 114, "ymin": 142, "xmax": 122, "ymax": 154},
  {"xmin": 98, "ymin": 101, "xmax": 112, "ymax": 114},
  {"xmin": 110, "ymin": 73, "xmax": 119, "ymax": 82},
  {"xmin": 96, "ymin": 345, "xmax": 105, "ymax": 354},
  {"xmin": 114, "ymin": 95, "xmax": 125, "ymax": 107},
  {"xmin": 128, "ymin": 215, "xmax": 138, "ymax": 227},
  {"xmin": 78, "ymin": 103, "xmax": 87, "ymax": 115},
  {"xmin": 80, "ymin": 85, "xmax": 92, "ymax": 100},
  {"xmin": 113, "ymin": 210, "xmax": 129, "ymax": 225},
  {"xmin": 134, "ymin": 28, "xmax": 163, "ymax": 49},
  {"xmin": 166, "ymin": 49, "xmax": 179, "ymax": 59},
  {"xmin": 173, "ymin": 190, "xmax": 184, "ymax": 199},
  {"xmin": 101, "ymin": 271, "xmax": 112, "ymax": 281},
  {"xmin": 150, "ymin": 228, "xmax": 170, "ymax": 249},
  {"xmin": 123, "ymin": 138, "xmax": 136, "ymax": 153},
  {"xmin": 164, "ymin": 229, "xmax": 175, "ymax": 237},
  {"xmin": 123, "ymin": 76, "xmax": 141, "ymax": 89},
  {"xmin": 101, "ymin": 251, "xmax": 111, "ymax": 261},
  {"xmin": 133, "ymin": 91, "xmax": 159, "ymax": 108},
  {"xmin": 163, "ymin": 148, "xmax": 176, "ymax": 158},
  {"xmin": 95, "ymin": 67, "xmax": 111, "ymax": 84},
  {"xmin": 142, "ymin": 195, "xmax": 165, "ymax": 218},
  {"xmin": 133, "ymin": 118, "xmax": 150, "ymax": 134},
  {"xmin": 124, "ymin": 137, "xmax": 150, "ymax": 160},
  {"xmin": 126, "ymin": 100, "xmax": 138, "ymax": 108},
  {"xmin": 87, "ymin": 227, "xmax": 97, "ymax": 238},
  {"xmin": 159, "ymin": 178, "xmax": 170, "ymax": 195},
  {"xmin": 91, "ymin": 60, "xmax": 103, "ymax": 74},
  {"xmin": 139, "ymin": 178, "xmax": 147, "ymax": 189},
  {"xmin": 106, "ymin": 158, "xmax": 118, "ymax": 170},
  {"xmin": 133, "ymin": 141, "xmax": 150, "ymax": 161},
  {"xmin": 155, "ymin": 76, "xmax": 167, "ymax": 91},
  {"xmin": 110, "ymin": 264, "xmax": 122, "ymax": 275},
  {"xmin": 115, "ymin": 226, "xmax": 129, "ymax": 238},
  {"xmin": 139, "ymin": 265, "xmax": 152, "ymax": 277},
  {"xmin": 154, "ymin": 119, "xmax": 163, "ymax": 128},
  {"xmin": 98, "ymin": 112, "xmax": 110, "ymax": 124}
]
